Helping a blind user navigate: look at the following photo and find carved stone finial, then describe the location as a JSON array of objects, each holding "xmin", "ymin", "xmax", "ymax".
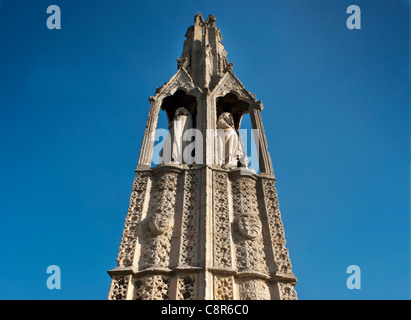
[
  {"xmin": 177, "ymin": 57, "xmax": 188, "ymax": 70},
  {"xmin": 224, "ymin": 62, "xmax": 234, "ymax": 73},
  {"xmin": 205, "ymin": 14, "xmax": 216, "ymax": 27},
  {"xmin": 194, "ymin": 12, "xmax": 205, "ymax": 26}
]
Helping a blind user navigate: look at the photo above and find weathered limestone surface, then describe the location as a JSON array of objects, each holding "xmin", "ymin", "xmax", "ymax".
[{"xmin": 107, "ymin": 13, "xmax": 297, "ymax": 300}]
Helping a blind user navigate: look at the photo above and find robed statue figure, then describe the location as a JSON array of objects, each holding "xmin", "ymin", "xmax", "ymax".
[
  {"xmin": 216, "ymin": 112, "xmax": 248, "ymax": 168},
  {"xmin": 160, "ymin": 107, "xmax": 192, "ymax": 164}
]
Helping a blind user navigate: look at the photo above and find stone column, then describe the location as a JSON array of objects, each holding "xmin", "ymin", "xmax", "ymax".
[
  {"xmin": 137, "ymin": 97, "xmax": 160, "ymax": 169},
  {"xmin": 249, "ymin": 101, "xmax": 274, "ymax": 175}
]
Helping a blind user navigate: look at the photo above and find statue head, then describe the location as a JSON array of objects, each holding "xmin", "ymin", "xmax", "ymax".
[
  {"xmin": 174, "ymin": 107, "xmax": 191, "ymax": 117},
  {"xmin": 217, "ymin": 112, "xmax": 235, "ymax": 129}
]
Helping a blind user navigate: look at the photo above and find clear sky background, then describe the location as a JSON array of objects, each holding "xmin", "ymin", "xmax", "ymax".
[{"xmin": 0, "ymin": 0, "xmax": 409, "ymax": 300}]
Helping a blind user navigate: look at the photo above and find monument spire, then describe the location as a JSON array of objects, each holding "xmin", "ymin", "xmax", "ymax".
[
  {"xmin": 177, "ymin": 13, "xmax": 232, "ymax": 91},
  {"xmin": 108, "ymin": 13, "xmax": 297, "ymax": 300}
]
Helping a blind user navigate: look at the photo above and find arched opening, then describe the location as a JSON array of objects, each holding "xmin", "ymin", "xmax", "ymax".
[
  {"xmin": 216, "ymin": 92, "xmax": 249, "ymax": 131},
  {"xmin": 215, "ymin": 92, "xmax": 259, "ymax": 172},
  {"xmin": 151, "ymin": 90, "xmax": 198, "ymax": 166},
  {"xmin": 160, "ymin": 90, "xmax": 198, "ymax": 129}
]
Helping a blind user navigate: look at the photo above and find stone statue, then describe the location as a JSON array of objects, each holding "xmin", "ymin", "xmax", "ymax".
[
  {"xmin": 216, "ymin": 112, "xmax": 248, "ymax": 167},
  {"xmin": 160, "ymin": 107, "xmax": 192, "ymax": 164}
]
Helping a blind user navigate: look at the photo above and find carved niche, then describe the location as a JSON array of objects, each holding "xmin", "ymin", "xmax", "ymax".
[
  {"xmin": 231, "ymin": 175, "xmax": 268, "ymax": 274},
  {"xmin": 179, "ymin": 170, "xmax": 200, "ymax": 267},
  {"xmin": 139, "ymin": 172, "xmax": 178, "ymax": 270},
  {"xmin": 212, "ymin": 171, "xmax": 233, "ymax": 269}
]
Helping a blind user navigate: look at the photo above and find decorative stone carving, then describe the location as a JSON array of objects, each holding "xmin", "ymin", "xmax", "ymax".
[
  {"xmin": 273, "ymin": 245, "xmax": 293, "ymax": 274},
  {"xmin": 262, "ymin": 179, "xmax": 293, "ymax": 274},
  {"xmin": 149, "ymin": 213, "xmax": 173, "ymax": 236},
  {"xmin": 212, "ymin": 171, "xmax": 233, "ymax": 268},
  {"xmin": 116, "ymin": 172, "xmax": 149, "ymax": 268},
  {"xmin": 109, "ymin": 276, "xmax": 130, "ymax": 300},
  {"xmin": 211, "ymin": 72, "xmax": 254, "ymax": 105},
  {"xmin": 218, "ymin": 52, "xmax": 229, "ymax": 74},
  {"xmin": 214, "ymin": 276, "xmax": 233, "ymax": 300},
  {"xmin": 139, "ymin": 173, "xmax": 178, "ymax": 269},
  {"xmin": 177, "ymin": 275, "xmax": 196, "ymax": 300},
  {"xmin": 134, "ymin": 275, "xmax": 170, "ymax": 300},
  {"xmin": 239, "ymin": 279, "xmax": 270, "ymax": 300},
  {"xmin": 157, "ymin": 68, "xmax": 198, "ymax": 100},
  {"xmin": 232, "ymin": 176, "xmax": 268, "ymax": 274},
  {"xmin": 278, "ymin": 282, "xmax": 298, "ymax": 300},
  {"xmin": 179, "ymin": 170, "xmax": 200, "ymax": 266},
  {"xmin": 177, "ymin": 57, "xmax": 188, "ymax": 69},
  {"xmin": 238, "ymin": 213, "xmax": 262, "ymax": 240},
  {"xmin": 262, "ymin": 179, "xmax": 286, "ymax": 245},
  {"xmin": 235, "ymin": 240, "xmax": 268, "ymax": 274},
  {"xmin": 223, "ymin": 62, "xmax": 234, "ymax": 73}
]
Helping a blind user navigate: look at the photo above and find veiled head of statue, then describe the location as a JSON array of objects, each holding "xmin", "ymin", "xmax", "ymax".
[
  {"xmin": 174, "ymin": 107, "xmax": 190, "ymax": 117},
  {"xmin": 219, "ymin": 112, "xmax": 234, "ymax": 127}
]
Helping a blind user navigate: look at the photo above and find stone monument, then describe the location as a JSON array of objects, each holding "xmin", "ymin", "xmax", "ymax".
[{"xmin": 107, "ymin": 13, "xmax": 297, "ymax": 300}]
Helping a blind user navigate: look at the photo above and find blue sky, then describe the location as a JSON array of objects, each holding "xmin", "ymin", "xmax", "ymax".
[{"xmin": 0, "ymin": 0, "xmax": 409, "ymax": 299}]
